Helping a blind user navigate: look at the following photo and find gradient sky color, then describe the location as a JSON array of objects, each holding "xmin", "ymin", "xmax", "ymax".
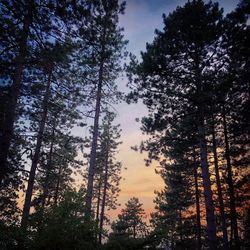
[{"xmin": 109, "ymin": 0, "xmax": 239, "ymax": 221}]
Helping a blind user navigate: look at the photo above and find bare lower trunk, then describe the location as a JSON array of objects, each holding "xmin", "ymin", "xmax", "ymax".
[
  {"xmin": 21, "ymin": 68, "xmax": 52, "ymax": 228},
  {"xmin": 96, "ymin": 177, "xmax": 102, "ymax": 223},
  {"xmin": 133, "ymin": 224, "xmax": 136, "ymax": 239},
  {"xmin": 85, "ymin": 59, "xmax": 104, "ymax": 219},
  {"xmin": 211, "ymin": 114, "xmax": 229, "ymax": 249},
  {"xmin": 198, "ymin": 107, "xmax": 217, "ymax": 250},
  {"xmin": 0, "ymin": 0, "xmax": 33, "ymax": 185},
  {"xmin": 194, "ymin": 164, "xmax": 202, "ymax": 250},
  {"xmin": 95, "ymin": 176, "xmax": 102, "ymax": 241},
  {"xmin": 222, "ymin": 105, "xmax": 240, "ymax": 248},
  {"xmin": 98, "ymin": 142, "xmax": 109, "ymax": 244},
  {"xmin": 85, "ymin": 18, "xmax": 108, "ymax": 219},
  {"xmin": 194, "ymin": 48, "xmax": 216, "ymax": 248}
]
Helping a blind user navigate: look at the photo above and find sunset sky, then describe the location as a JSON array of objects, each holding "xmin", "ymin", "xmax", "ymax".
[{"xmin": 108, "ymin": 0, "xmax": 239, "ymax": 221}]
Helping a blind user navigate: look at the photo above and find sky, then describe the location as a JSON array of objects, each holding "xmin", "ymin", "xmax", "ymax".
[{"xmin": 108, "ymin": 0, "xmax": 239, "ymax": 222}]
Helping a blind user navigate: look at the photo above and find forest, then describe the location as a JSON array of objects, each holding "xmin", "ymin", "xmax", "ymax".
[{"xmin": 0, "ymin": 0, "xmax": 249, "ymax": 249}]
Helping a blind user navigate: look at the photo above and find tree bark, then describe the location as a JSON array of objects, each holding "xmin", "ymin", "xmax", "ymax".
[
  {"xmin": 194, "ymin": 49, "xmax": 217, "ymax": 249},
  {"xmin": 85, "ymin": 39, "xmax": 106, "ymax": 218},
  {"xmin": 95, "ymin": 175, "xmax": 102, "ymax": 242},
  {"xmin": 21, "ymin": 67, "xmax": 53, "ymax": 229},
  {"xmin": 0, "ymin": 0, "xmax": 34, "ymax": 185},
  {"xmin": 98, "ymin": 136, "xmax": 110, "ymax": 244},
  {"xmin": 222, "ymin": 105, "xmax": 240, "ymax": 248},
  {"xmin": 95, "ymin": 177, "xmax": 102, "ymax": 223},
  {"xmin": 211, "ymin": 114, "xmax": 229, "ymax": 249},
  {"xmin": 198, "ymin": 106, "xmax": 217, "ymax": 250},
  {"xmin": 85, "ymin": 64, "xmax": 103, "ymax": 218},
  {"xmin": 133, "ymin": 224, "xmax": 136, "ymax": 239}
]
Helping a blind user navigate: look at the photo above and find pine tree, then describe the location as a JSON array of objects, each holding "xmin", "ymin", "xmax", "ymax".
[
  {"xmin": 207, "ymin": 111, "xmax": 229, "ymax": 249},
  {"xmin": 147, "ymin": 111, "xmax": 202, "ymax": 249},
  {"xmin": 83, "ymin": 112, "xmax": 122, "ymax": 243},
  {"xmin": 218, "ymin": 1, "xmax": 250, "ymax": 247},
  {"xmin": 0, "ymin": 1, "xmax": 90, "ymax": 232},
  {"xmin": 127, "ymin": 1, "xmax": 225, "ymax": 248},
  {"xmin": 96, "ymin": 112, "xmax": 122, "ymax": 243},
  {"xmin": 0, "ymin": 0, "xmax": 82, "ymax": 184},
  {"xmin": 21, "ymin": 42, "xmax": 78, "ymax": 229},
  {"xmin": 30, "ymin": 190, "xmax": 96, "ymax": 250},
  {"xmin": 111, "ymin": 197, "xmax": 148, "ymax": 240},
  {"xmin": 0, "ymin": 0, "xmax": 34, "ymax": 183},
  {"xmin": 81, "ymin": 0, "xmax": 127, "ymax": 219}
]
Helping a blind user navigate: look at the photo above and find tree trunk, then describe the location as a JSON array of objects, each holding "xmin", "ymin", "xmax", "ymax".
[
  {"xmin": 194, "ymin": 164, "xmax": 202, "ymax": 250},
  {"xmin": 222, "ymin": 105, "xmax": 240, "ymax": 248},
  {"xmin": 211, "ymin": 114, "xmax": 229, "ymax": 249},
  {"xmin": 21, "ymin": 67, "xmax": 53, "ymax": 228},
  {"xmin": 198, "ymin": 106, "xmax": 217, "ymax": 250},
  {"xmin": 98, "ymin": 139, "xmax": 110, "ymax": 244},
  {"xmin": 95, "ymin": 176, "xmax": 102, "ymax": 241},
  {"xmin": 194, "ymin": 50, "xmax": 217, "ymax": 249},
  {"xmin": 0, "ymin": 0, "xmax": 33, "ymax": 185},
  {"xmin": 133, "ymin": 224, "xmax": 136, "ymax": 239},
  {"xmin": 85, "ymin": 56, "xmax": 105, "ymax": 219},
  {"xmin": 96, "ymin": 177, "xmax": 102, "ymax": 223}
]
